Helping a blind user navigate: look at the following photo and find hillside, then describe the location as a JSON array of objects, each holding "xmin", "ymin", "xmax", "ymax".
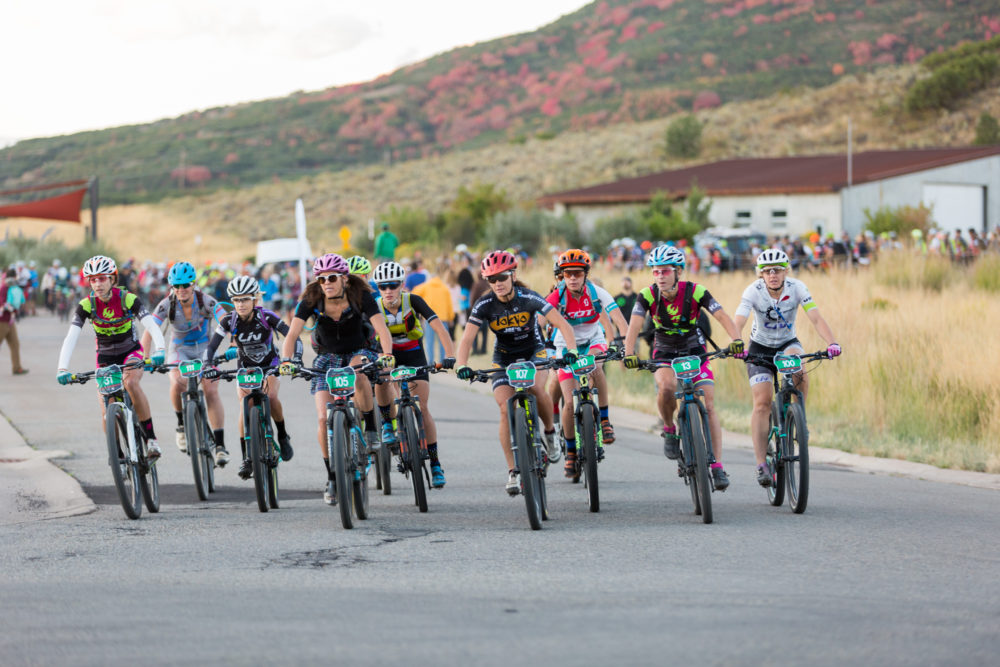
[{"xmin": 2, "ymin": 0, "xmax": 998, "ymax": 205}]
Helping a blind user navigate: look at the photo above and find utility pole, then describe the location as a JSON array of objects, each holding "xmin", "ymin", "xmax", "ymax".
[
  {"xmin": 88, "ymin": 176, "xmax": 99, "ymax": 242},
  {"xmin": 179, "ymin": 148, "xmax": 187, "ymax": 189}
]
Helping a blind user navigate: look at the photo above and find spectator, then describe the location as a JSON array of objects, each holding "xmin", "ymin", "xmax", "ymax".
[
  {"xmin": 374, "ymin": 222, "xmax": 400, "ymax": 263},
  {"xmin": 404, "ymin": 258, "xmax": 429, "ymax": 291},
  {"xmin": 613, "ymin": 276, "xmax": 637, "ymax": 317},
  {"xmin": 412, "ymin": 269, "xmax": 456, "ymax": 365},
  {"xmin": 0, "ymin": 269, "xmax": 28, "ymax": 375}
]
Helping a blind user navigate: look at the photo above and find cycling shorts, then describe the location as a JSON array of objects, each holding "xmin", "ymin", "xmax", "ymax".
[
  {"xmin": 311, "ymin": 348, "xmax": 378, "ymax": 395},
  {"xmin": 491, "ymin": 346, "xmax": 549, "ymax": 392},
  {"xmin": 392, "ymin": 346, "xmax": 430, "ymax": 383},
  {"xmin": 97, "ymin": 343, "xmax": 144, "ymax": 368},
  {"xmin": 652, "ymin": 343, "xmax": 714, "ymax": 386},
  {"xmin": 168, "ymin": 341, "xmax": 209, "ymax": 365},
  {"xmin": 556, "ymin": 341, "xmax": 608, "ymax": 383},
  {"xmin": 746, "ymin": 338, "xmax": 803, "ymax": 386}
]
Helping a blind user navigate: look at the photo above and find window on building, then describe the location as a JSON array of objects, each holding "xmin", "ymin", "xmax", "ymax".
[
  {"xmin": 734, "ymin": 210, "xmax": 752, "ymax": 228},
  {"xmin": 771, "ymin": 209, "xmax": 788, "ymax": 229}
]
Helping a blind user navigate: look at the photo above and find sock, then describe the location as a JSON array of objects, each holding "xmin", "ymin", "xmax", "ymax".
[
  {"xmin": 565, "ymin": 436, "xmax": 576, "ymax": 454},
  {"xmin": 141, "ymin": 419, "xmax": 157, "ymax": 441},
  {"xmin": 323, "ymin": 458, "xmax": 335, "ymax": 481},
  {"xmin": 427, "ymin": 442, "xmax": 439, "ymax": 463},
  {"xmin": 553, "ymin": 402, "xmax": 560, "ymax": 417},
  {"xmin": 600, "ymin": 405, "xmax": 609, "ymax": 421},
  {"xmin": 175, "ymin": 410, "xmax": 184, "ymax": 427},
  {"xmin": 663, "ymin": 424, "xmax": 677, "ymax": 434},
  {"xmin": 544, "ymin": 428, "xmax": 555, "ymax": 436},
  {"xmin": 711, "ymin": 462, "xmax": 723, "ymax": 470},
  {"xmin": 362, "ymin": 410, "xmax": 376, "ymax": 432},
  {"xmin": 214, "ymin": 429, "xmax": 225, "ymax": 450},
  {"xmin": 274, "ymin": 419, "xmax": 288, "ymax": 439},
  {"xmin": 379, "ymin": 404, "xmax": 393, "ymax": 423}
]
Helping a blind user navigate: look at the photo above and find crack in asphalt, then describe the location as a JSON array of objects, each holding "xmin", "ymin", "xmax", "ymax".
[{"xmin": 266, "ymin": 525, "xmax": 440, "ymax": 570}]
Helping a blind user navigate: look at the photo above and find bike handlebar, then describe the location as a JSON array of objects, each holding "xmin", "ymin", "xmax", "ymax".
[
  {"xmin": 66, "ymin": 359, "xmax": 147, "ymax": 385},
  {"xmin": 465, "ymin": 357, "xmax": 569, "ymax": 384},
  {"xmin": 634, "ymin": 348, "xmax": 729, "ymax": 372},
  {"xmin": 288, "ymin": 360, "xmax": 377, "ymax": 381},
  {"xmin": 732, "ymin": 350, "xmax": 832, "ymax": 365}
]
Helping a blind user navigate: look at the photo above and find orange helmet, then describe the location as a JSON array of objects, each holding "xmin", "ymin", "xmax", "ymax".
[
  {"xmin": 557, "ymin": 249, "xmax": 591, "ymax": 272},
  {"xmin": 480, "ymin": 250, "xmax": 518, "ymax": 277}
]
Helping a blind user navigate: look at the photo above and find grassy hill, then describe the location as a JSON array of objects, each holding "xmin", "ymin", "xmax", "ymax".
[{"xmin": 2, "ymin": 0, "xmax": 998, "ymax": 206}]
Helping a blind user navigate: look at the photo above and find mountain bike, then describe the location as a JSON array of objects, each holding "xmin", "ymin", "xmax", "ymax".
[
  {"xmin": 379, "ymin": 363, "xmax": 449, "ymax": 513},
  {"xmin": 65, "ymin": 360, "xmax": 160, "ymax": 520},
  {"xmin": 215, "ymin": 366, "xmax": 281, "ymax": 513},
  {"xmin": 565, "ymin": 347, "xmax": 622, "ymax": 513},
  {"xmin": 635, "ymin": 349, "xmax": 728, "ymax": 524},
  {"xmin": 741, "ymin": 350, "xmax": 832, "ymax": 514},
  {"xmin": 292, "ymin": 362, "xmax": 374, "ymax": 529},
  {"xmin": 468, "ymin": 358, "xmax": 564, "ymax": 530},
  {"xmin": 162, "ymin": 355, "xmax": 228, "ymax": 501}
]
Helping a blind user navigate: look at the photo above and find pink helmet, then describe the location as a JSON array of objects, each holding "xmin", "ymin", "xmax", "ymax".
[
  {"xmin": 313, "ymin": 253, "xmax": 349, "ymax": 275},
  {"xmin": 480, "ymin": 250, "xmax": 518, "ymax": 277}
]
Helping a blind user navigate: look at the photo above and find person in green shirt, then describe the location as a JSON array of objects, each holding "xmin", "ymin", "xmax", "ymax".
[{"xmin": 374, "ymin": 223, "xmax": 400, "ymax": 263}]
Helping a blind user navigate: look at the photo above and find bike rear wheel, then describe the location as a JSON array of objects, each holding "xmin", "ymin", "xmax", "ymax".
[
  {"xmin": 351, "ymin": 424, "xmax": 369, "ymax": 519},
  {"xmin": 106, "ymin": 403, "xmax": 142, "ymax": 520},
  {"xmin": 785, "ymin": 402, "xmax": 809, "ymax": 514},
  {"xmin": 330, "ymin": 409, "xmax": 353, "ymax": 529},
  {"xmin": 267, "ymin": 448, "xmax": 280, "ymax": 510},
  {"xmin": 767, "ymin": 401, "xmax": 786, "ymax": 507},
  {"xmin": 685, "ymin": 402, "xmax": 712, "ymax": 524},
  {"xmin": 401, "ymin": 406, "xmax": 427, "ymax": 513},
  {"xmin": 580, "ymin": 404, "xmax": 600, "ymax": 513},
  {"xmin": 140, "ymin": 448, "xmax": 160, "ymax": 514},
  {"xmin": 514, "ymin": 406, "xmax": 542, "ymax": 530},
  {"xmin": 250, "ymin": 409, "xmax": 269, "ymax": 513},
  {"xmin": 373, "ymin": 407, "xmax": 392, "ymax": 495},
  {"xmin": 185, "ymin": 398, "xmax": 209, "ymax": 501}
]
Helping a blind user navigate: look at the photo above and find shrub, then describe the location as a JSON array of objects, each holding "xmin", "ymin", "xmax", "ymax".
[
  {"xmin": 380, "ymin": 205, "xmax": 439, "ymax": 246},
  {"xmin": 971, "ymin": 254, "xmax": 1000, "ymax": 293},
  {"xmin": 441, "ymin": 182, "xmax": 511, "ymax": 245},
  {"xmin": 664, "ymin": 114, "xmax": 702, "ymax": 158},
  {"xmin": 481, "ymin": 208, "xmax": 583, "ymax": 256},
  {"xmin": 864, "ymin": 204, "xmax": 933, "ymax": 237},
  {"xmin": 904, "ymin": 53, "xmax": 1000, "ymax": 112},
  {"xmin": 974, "ymin": 112, "xmax": 1000, "ymax": 146}
]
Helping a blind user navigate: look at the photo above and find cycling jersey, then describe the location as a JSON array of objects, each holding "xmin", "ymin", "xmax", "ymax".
[
  {"xmin": 377, "ymin": 292, "xmax": 437, "ymax": 352},
  {"xmin": 545, "ymin": 280, "xmax": 618, "ymax": 350},
  {"xmin": 734, "ymin": 277, "xmax": 817, "ymax": 347},
  {"xmin": 468, "ymin": 286, "xmax": 551, "ymax": 356},
  {"xmin": 71, "ymin": 288, "xmax": 150, "ymax": 360},
  {"xmin": 205, "ymin": 307, "xmax": 296, "ymax": 368},
  {"xmin": 151, "ymin": 290, "xmax": 218, "ymax": 347},
  {"xmin": 632, "ymin": 281, "xmax": 721, "ymax": 350},
  {"xmin": 294, "ymin": 290, "xmax": 380, "ymax": 356}
]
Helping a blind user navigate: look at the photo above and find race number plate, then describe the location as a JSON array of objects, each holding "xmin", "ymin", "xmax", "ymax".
[
  {"xmin": 326, "ymin": 367, "xmax": 357, "ymax": 397},
  {"xmin": 237, "ymin": 367, "xmax": 265, "ymax": 390},
  {"xmin": 506, "ymin": 361, "xmax": 537, "ymax": 389},
  {"xmin": 178, "ymin": 359, "xmax": 203, "ymax": 378},
  {"xmin": 571, "ymin": 354, "xmax": 597, "ymax": 377},
  {"xmin": 95, "ymin": 365, "xmax": 124, "ymax": 395},
  {"xmin": 670, "ymin": 355, "xmax": 702, "ymax": 381},
  {"xmin": 390, "ymin": 367, "xmax": 418, "ymax": 381},
  {"xmin": 773, "ymin": 354, "xmax": 802, "ymax": 374}
]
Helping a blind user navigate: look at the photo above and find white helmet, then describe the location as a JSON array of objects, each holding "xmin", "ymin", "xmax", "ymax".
[
  {"xmin": 372, "ymin": 261, "xmax": 405, "ymax": 284},
  {"xmin": 646, "ymin": 245, "xmax": 686, "ymax": 268},
  {"xmin": 82, "ymin": 255, "xmax": 117, "ymax": 277},
  {"xmin": 227, "ymin": 275, "xmax": 259, "ymax": 297},
  {"xmin": 756, "ymin": 248, "xmax": 790, "ymax": 271}
]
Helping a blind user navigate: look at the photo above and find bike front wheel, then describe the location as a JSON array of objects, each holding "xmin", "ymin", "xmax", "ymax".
[
  {"xmin": 140, "ymin": 448, "xmax": 160, "ymax": 514},
  {"xmin": 185, "ymin": 398, "xmax": 210, "ymax": 501},
  {"xmin": 400, "ymin": 406, "xmax": 427, "ymax": 513},
  {"xmin": 785, "ymin": 402, "xmax": 809, "ymax": 514},
  {"xmin": 685, "ymin": 402, "xmax": 712, "ymax": 525},
  {"xmin": 514, "ymin": 406, "xmax": 542, "ymax": 530},
  {"xmin": 250, "ymin": 409, "xmax": 269, "ymax": 513},
  {"xmin": 330, "ymin": 408, "xmax": 354, "ymax": 529},
  {"xmin": 106, "ymin": 403, "xmax": 142, "ymax": 520},
  {"xmin": 579, "ymin": 404, "xmax": 600, "ymax": 513}
]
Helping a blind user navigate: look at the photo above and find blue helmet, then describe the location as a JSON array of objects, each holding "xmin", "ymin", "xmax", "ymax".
[
  {"xmin": 646, "ymin": 244, "xmax": 685, "ymax": 268},
  {"xmin": 168, "ymin": 261, "xmax": 197, "ymax": 286}
]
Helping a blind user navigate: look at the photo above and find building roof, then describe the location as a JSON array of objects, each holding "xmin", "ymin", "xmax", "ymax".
[{"xmin": 539, "ymin": 146, "xmax": 1000, "ymax": 206}]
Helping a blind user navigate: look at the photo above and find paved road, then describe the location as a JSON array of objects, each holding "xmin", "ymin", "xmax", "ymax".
[{"xmin": 2, "ymin": 315, "xmax": 998, "ymax": 666}]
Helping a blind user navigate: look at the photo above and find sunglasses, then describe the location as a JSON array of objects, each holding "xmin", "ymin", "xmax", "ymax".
[
  {"xmin": 563, "ymin": 269, "xmax": 586, "ymax": 279},
  {"xmin": 231, "ymin": 296, "xmax": 255, "ymax": 304},
  {"xmin": 486, "ymin": 272, "xmax": 512, "ymax": 284},
  {"xmin": 651, "ymin": 268, "xmax": 676, "ymax": 276},
  {"xmin": 173, "ymin": 283, "xmax": 193, "ymax": 290},
  {"xmin": 317, "ymin": 274, "xmax": 345, "ymax": 284},
  {"xmin": 377, "ymin": 282, "xmax": 402, "ymax": 291},
  {"xmin": 761, "ymin": 267, "xmax": 786, "ymax": 275}
]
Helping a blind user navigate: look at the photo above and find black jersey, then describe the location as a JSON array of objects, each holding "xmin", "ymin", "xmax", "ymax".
[
  {"xmin": 295, "ymin": 290, "xmax": 381, "ymax": 355},
  {"xmin": 468, "ymin": 286, "xmax": 552, "ymax": 356}
]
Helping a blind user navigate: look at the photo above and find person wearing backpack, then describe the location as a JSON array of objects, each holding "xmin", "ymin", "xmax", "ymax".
[
  {"xmin": 622, "ymin": 245, "xmax": 744, "ymax": 491},
  {"xmin": 141, "ymin": 261, "xmax": 229, "ymax": 465},
  {"xmin": 1, "ymin": 268, "xmax": 28, "ymax": 376}
]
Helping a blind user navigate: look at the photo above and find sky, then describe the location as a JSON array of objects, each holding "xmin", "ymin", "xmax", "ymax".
[{"xmin": 1, "ymin": 0, "xmax": 587, "ymax": 145}]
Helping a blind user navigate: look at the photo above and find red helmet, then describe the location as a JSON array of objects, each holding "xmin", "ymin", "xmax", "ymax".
[
  {"xmin": 480, "ymin": 250, "xmax": 518, "ymax": 277},
  {"xmin": 557, "ymin": 249, "xmax": 591, "ymax": 272}
]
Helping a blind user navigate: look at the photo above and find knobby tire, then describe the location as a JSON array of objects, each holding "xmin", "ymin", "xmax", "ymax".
[
  {"xmin": 331, "ymin": 409, "xmax": 353, "ymax": 529},
  {"xmin": 686, "ymin": 402, "xmax": 712, "ymax": 524},
  {"xmin": 106, "ymin": 403, "xmax": 142, "ymax": 520},
  {"xmin": 580, "ymin": 404, "xmax": 600, "ymax": 513},
  {"xmin": 401, "ymin": 406, "xmax": 427, "ymax": 513},
  {"xmin": 185, "ymin": 398, "xmax": 209, "ymax": 501},
  {"xmin": 785, "ymin": 402, "xmax": 809, "ymax": 514},
  {"xmin": 768, "ymin": 401, "xmax": 786, "ymax": 507},
  {"xmin": 250, "ymin": 406, "xmax": 269, "ymax": 513},
  {"xmin": 514, "ymin": 406, "xmax": 542, "ymax": 530},
  {"xmin": 351, "ymin": 422, "xmax": 369, "ymax": 519}
]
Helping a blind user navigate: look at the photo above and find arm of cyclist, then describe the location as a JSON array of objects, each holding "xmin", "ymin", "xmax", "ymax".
[
  {"xmin": 454, "ymin": 316, "xmax": 481, "ymax": 379},
  {"xmin": 621, "ymin": 302, "xmax": 647, "ymax": 368},
  {"xmin": 268, "ymin": 310, "xmax": 303, "ymax": 361},
  {"xmin": 367, "ymin": 311, "xmax": 395, "ymax": 368},
  {"xmin": 543, "ymin": 308, "xmax": 578, "ymax": 363},
  {"xmin": 805, "ymin": 308, "xmax": 841, "ymax": 357},
  {"xmin": 138, "ymin": 314, "xmax": 167, "ymax": 365},
  {"xmin": 594, "ymin": 284, "xmax": 629, "ymax": 339},
  {"xmin": 56, "ymin": 322, "xmax": 83, "ymax": 383}
]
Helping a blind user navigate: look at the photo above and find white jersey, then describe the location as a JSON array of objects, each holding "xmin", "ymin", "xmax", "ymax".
[
  {"xmin": 548, "ymin": 283, "xmax": 619, "ymax": 351},
  {"xmin": 735, "ymin": 277, "xmax": 817, "ymax": 347}
]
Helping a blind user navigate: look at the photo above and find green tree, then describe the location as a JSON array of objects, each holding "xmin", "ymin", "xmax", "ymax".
[
  {"xmin": 683, "ymin": 182, "xmax": 712, "ymax": 230},
  {"xmin": 665, "ymin": 114, "xmax": 703, "ymax": 158},
  {"xmin": 864, "ymin": 204, "xmax": 934, "ymax": 237},
  {"xmin": 442, "ymin": 182, "xmax": 511, "ymax": 244},
  {"xmin": 482, "ymin": 208, "xmax": 582, "ymax": 255},
  {"xmin": 974, "ymin": 112, "xmax": 1000, "ymax": 145}
]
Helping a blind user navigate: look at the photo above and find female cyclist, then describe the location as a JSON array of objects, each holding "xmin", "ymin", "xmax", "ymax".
[
  {"xmin": 56, "ymin": 255, "xmax": 167, "ymax": 460},
  {"xmin": 545, "ymin": 249, "xmax": 628, "ymax": 478},
  {"xmin": 455, "ymin": 250, "xmax": 579, "ymax": 495},
  {"xmin": 141, "ymin": 261, "xmax": 229, "ymax": 465},
  {"xmin": 623, "ymin": 245, "xmax": 744, "ymax": 491},
  {"xmin": 732, "ymin": 248, "xmax": 841, "ymax": 487},
  {"xmin": 203, "ymin": 276, "xmax": 298, "ymax": 480},
  {"xmin": 370, "ymin": 261, "xmax": 456, "ymax": 488},
  {"xmin": 278, "ymin": 253, "xmax": 395, "ymax": 506}
]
